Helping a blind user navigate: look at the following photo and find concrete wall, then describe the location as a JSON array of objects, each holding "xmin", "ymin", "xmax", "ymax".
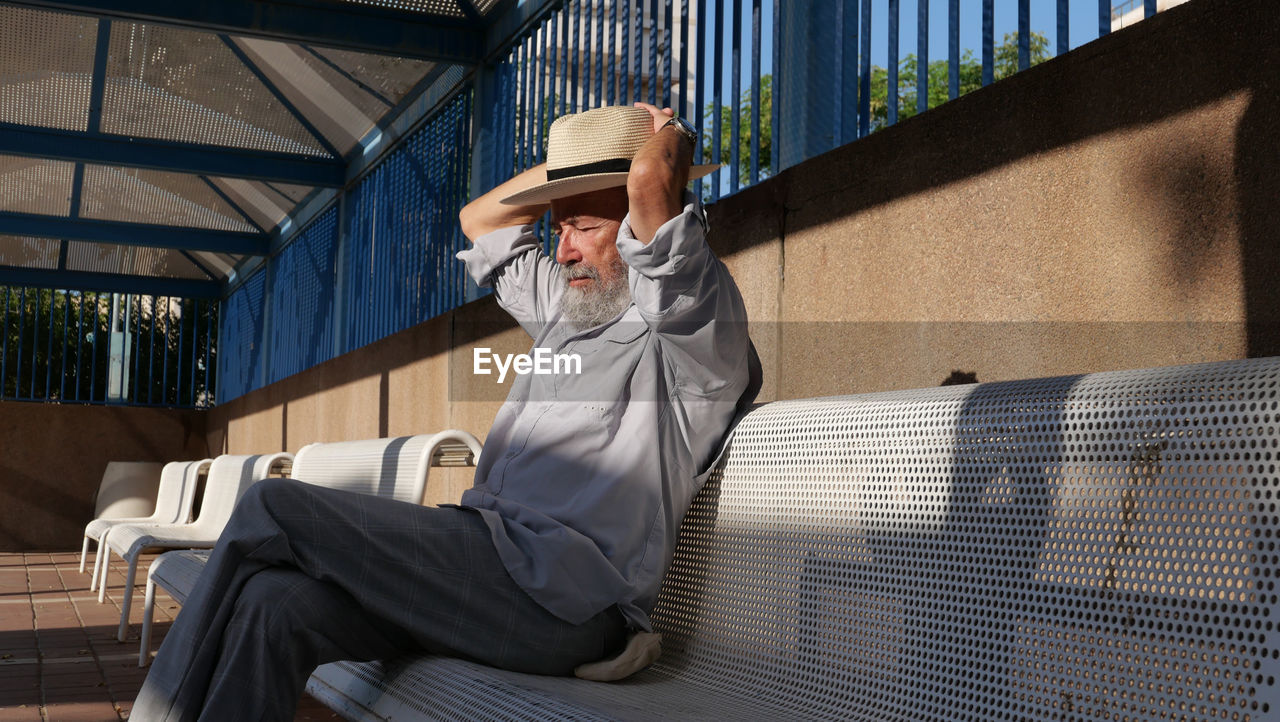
[
  {"xmin": 0, "ymin": 402, "xmax": 207, "ymax": 551},
  {"xmin": 205, "ymin": 0, "xmax": 1276, "ymax": 490}
]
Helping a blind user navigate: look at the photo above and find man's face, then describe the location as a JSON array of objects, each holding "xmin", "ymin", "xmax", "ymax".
[
  {"xmin": 551, "ymin": 187, "xmax": 631, "ymax": 328},
  {"xmin": 551, "ymin": 187, "xmax": 628, "ymax": 283}
]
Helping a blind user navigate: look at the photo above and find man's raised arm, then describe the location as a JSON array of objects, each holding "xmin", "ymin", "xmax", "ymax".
[
  {"xmin": 459, "ymin": 164, "xmax": 550, "ymax": 241},
  {"xmin": 618, "ymin": 104, "xmax": 753, "ymax": 404},
  {"xmin": 456, "ymin": 165, "xmax": 559, "ymax": 336},
  {"xmin": 626, "ymin": 104, "xmax": 693, "ymax": 243}
]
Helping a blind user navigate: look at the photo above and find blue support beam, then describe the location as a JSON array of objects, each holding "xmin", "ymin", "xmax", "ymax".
[
  {"xmin": 0, "ymin": 266, "xmax": 221, "ymax": 298},
  {"xmin": 0, "ymin": 124, "xmax": 346, "ymax": 186},
  {"xmin": 7, "ymin": 0, "xmax": 482, "ymax": 63},
  {"xmin": 0, "ymin": 212, "xmax": 268, "ymax": 256}
]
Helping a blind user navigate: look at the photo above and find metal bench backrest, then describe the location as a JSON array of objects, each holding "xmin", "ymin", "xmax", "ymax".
[
  {"xmin": 651, "ymin": 356, "xmax": 1280, "ymax": 721},
  {"xmin": 291, "ymin": 431, "xmax": 482, "ymax": 504}
]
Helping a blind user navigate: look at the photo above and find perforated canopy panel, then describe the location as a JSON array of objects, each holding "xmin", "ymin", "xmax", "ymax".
[
  {"xmin": 65, "ymin": 243, "xmax": 210, "ymax": 280},
  {"xmin": 339, "ymin": 0, "xmax": 469, "ymax": 17},
  {"xmin": 0, "ymin": 155, "xmax": 74, "ymax": 217},
  {"xmin": 0, "ymin": 236, "xmax": 59, "ymax": 269},
  {"xmin": 0, "ymin": 6, "xmax": 96, "ymax": 131},
  {"xmin": 308, "ymin": 357, "xmax": 1280, "ymax": 721}
]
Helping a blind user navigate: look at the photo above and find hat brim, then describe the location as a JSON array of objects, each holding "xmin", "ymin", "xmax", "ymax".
[{"xmin": 500, "ymin": 164, "xmax": 721, "ymax": 205}]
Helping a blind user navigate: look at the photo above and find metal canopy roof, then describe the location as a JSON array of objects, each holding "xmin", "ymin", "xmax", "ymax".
[{"xmin": 0, "ymin": 0, "xmax": 509, "ymax": 298}]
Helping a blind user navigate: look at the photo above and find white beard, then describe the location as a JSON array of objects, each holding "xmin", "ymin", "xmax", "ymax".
[{"xmin": 560, "ymin": 257, "xmax": 631, "ymax": 330}]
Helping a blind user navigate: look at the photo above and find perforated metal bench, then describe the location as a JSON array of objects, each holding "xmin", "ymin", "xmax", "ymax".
[
  {"xmin": 303, "ymin": 357, "xmax": 1280, "ymax": 721},
  {"xmin": 138, "ymin": 431, "xmax": 483, "ymax": 667}
]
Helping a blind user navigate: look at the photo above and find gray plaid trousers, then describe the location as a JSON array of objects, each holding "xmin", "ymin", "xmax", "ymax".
[{"xmin": 131, "ymin": 478, "xmax": 626, "ymax": 722}]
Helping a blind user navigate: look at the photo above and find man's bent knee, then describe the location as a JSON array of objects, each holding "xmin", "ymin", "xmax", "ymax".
[{"xmin": 239, "ymin": 476, "xmax": 310, "ymax": 511}]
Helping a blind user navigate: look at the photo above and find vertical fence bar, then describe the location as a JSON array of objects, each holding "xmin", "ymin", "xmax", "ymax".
[
  {"xmin": 834, "ymin": 1, "xmax": 845, "ymax": 148},
  {"xmin": 1098, "ymin": 0, "xmax": 1110, "ymax": 38},
  {"xmin": 60, "ymin": 290, "xmax": 69, "ymax": 400},
  {"xmin": 888, "ymin": 0, "xmax": 899, "ymax": 126},
  {"xmin": 29, "ymin": 288, "xmax": 39, "ymax": 398},
  {"xmin": 515, "ymin": 42, "xmax": 525, "ymax": 171},
  {"xmin": 749, "ymin": 0, "xmax": 760, "ymax": 185},
  {"xmin": 1057, "ymin": 0, "xmax": 1069, "ymax": 55},
  {"xmin": 1, "ymin": 288, "xmax": 9, "ymax": 398},
  {"xmin": 133, "ymin": 295, "xmax": 144, "ymax": 404},
  {"xmin": 44, "ymin": 288, "xmax": 54, "ymax": 399},
  {"xmin": 596, "ymin": 0, "xmax": 605, "ymax": 107},
  {"xmin": 859, "ymin": 0, "xmax": 871, "ymax": 137},
  {"xmin": 176, "ymin": 299, "xmax": 186, "ymax": 406},
  {"xmin": 558, "ymin": 8, "xmax": 569, "ymax": 116},
  {"xmin": 74, "ymin": 291, "xmax": 84, "ymax": 401},
  {"xmin": 729, "ymin": 0, "xmax": 741, "ymax": 194},
  {"xmin": 16, "ymin": 288, "xmax": 25, "ymax": 399},
  {"xmin": 570, "ymin": 0, "xmax": 581, "ymax": 112},
  {"xmin": 771, "ymin": 0, "xmax": 782, "ymax": 166},
  {"xmin": 711, "ymin": 0, "xmax": 723, "ymax": 201},
  {"xmin": 663, "ymin": 0, "xmax": 674, "ymax": 108},
  {"xmin": 583, "ymin": 0, "xmax": 593, "ymax": 109},
  {"xmin": 919, "ymin": 0, "xmax": 937, "ymax": 111},
  {"xmin": 982, "ymin": 0, "xmax": 994, "ymax": 85},
  {"xmin": 536, "ymin": 23, "xmax": 547, "ymax": 159},
  {"xmin": 839, "ymin": 0, "xmax": 857, "ymax": 146},
  {"xmin": 621, "ymin": 0, "xmax": 631, "ymax": 102},
  {"xmin": 648, "ymin": 0, "xmax": 659, "ymax": 105},
  {"xmin": 1018, "ymin": 0, "xmax": 1030, "ymax": 71},
  {"xmin": 607, "ymin": 0, "xmax": 617, "ymax": 104},
  {"xmin": 694, "ymin": 0, "xmax": 706, "ymax": 198},
  {"xmin": 1144, "ymin": 0, "xmax": 1156, "ymax": 18},
  {"xmin": 147, "ymin": 295, "xmax": 157, "ymax": 404},
  {"xmin": 678, "ymin": 0, "xmax": 688, "ymax": 118},
  {"xmin": 205, "ymin": 299, "xmax": 214, "ymax": 407},
  {"xmin": 163, "ymin": 297, "xmax": 172, "ymax": 404},
  {"xmin": 948, "ymin": 0, "xmax": 959, "ymax": 99},
  {"xmin": 88, "ymin": 292, "xmax": 98, "ymax": 403}
]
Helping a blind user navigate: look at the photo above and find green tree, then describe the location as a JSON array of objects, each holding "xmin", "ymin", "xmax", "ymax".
[
  {"xmin": 1, "ymin": 287, "xmax": 216, "ymax": 406},
  {"xmin": 701, "ymin": 74, "xmax": 773, "ymax": 190},
  {"xmin": 869, "ymin": 31, "xmax": 1051, "ymax": 130}
]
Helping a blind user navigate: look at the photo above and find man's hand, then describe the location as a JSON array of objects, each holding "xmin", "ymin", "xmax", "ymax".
[
  {"xmin": 459, "ymin": 164, "xmax": 551, "ymax": 242},
  {"xmin": 627, "ymin": 103, "xmax": 693, "ymax": 245}
]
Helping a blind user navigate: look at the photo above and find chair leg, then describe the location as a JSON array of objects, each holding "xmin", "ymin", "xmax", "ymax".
[
  {"xmin": 98, "ymin": 548, "xmax": 112, "ymax": 603},
  {"xmin": 79, "ymin": 536, "xmax": 90, "ymax": 574},
  {"xmin": 139, "ymin": 578, "xmax": 156, "ymax": 667},
  {"xmin": 90, "ymin": 542, "xmax": 106, "ymax": 593},
  {"xmin": 117, "ymin": 557, "xmax": 139, "ymax": 642},
  {"xmin": 116, "ymin": 558, "xmax": 138, "ymax": 642}
]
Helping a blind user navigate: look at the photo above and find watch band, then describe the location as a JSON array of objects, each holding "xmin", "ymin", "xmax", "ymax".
[{"xmin": 661, "ymin": 115, "xmax": 698, "ymax": 145}]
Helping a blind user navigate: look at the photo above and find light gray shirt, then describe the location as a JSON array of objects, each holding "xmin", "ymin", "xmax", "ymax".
[{"xmin": 455, "ymin": 196, "xmax": 758, "ymax": 631}]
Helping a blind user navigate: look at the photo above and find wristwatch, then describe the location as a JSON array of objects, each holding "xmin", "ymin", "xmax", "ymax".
[{"xmin": 661, "ymin": 115, "xmax": 698, "ymax": 145}]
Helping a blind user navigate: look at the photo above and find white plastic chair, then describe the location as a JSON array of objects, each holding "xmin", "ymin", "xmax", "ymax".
[
  {"xmin": 80, "ymin": 459, "xmax": 211, "ymax": 587},
  {"xmin": 98, "ymin": 452, "xmax": 293, "ymax": 643},
  {"xmin": 137, "ymin": 431, "xmax": 483, "ymax": 665}
]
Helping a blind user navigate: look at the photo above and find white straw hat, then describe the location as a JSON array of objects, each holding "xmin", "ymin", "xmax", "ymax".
[{"xmin": 500, "ymin": 106, "xmax": 720, "ymax": 205}]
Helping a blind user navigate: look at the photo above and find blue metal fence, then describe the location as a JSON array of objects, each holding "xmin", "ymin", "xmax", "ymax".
[
  {"xmin": 0, "ymin": 286, "xmax": 217, "ymax": 407},
  {"xmin": 487, "ymin": 0, "xmax": 781, "ymax": 211},
  {"xmin": 217, "ymin": 90, "xmax": 472, "ymax": 403}
]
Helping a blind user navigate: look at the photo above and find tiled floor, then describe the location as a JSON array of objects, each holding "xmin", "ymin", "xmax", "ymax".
[{"xmin": 0, "ymin": 552, "xmax": 339, "ymax": 721}]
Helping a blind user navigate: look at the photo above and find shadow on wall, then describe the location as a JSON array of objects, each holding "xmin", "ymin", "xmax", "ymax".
[{"xmin": 1238, "ymin": 84, "xmax": 1280, "ymax": 357}]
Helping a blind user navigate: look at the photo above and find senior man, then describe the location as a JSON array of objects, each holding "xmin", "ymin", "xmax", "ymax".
[{"xmin": 132, "ymin": 102, "xmax": 759, "ymax": 721}]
